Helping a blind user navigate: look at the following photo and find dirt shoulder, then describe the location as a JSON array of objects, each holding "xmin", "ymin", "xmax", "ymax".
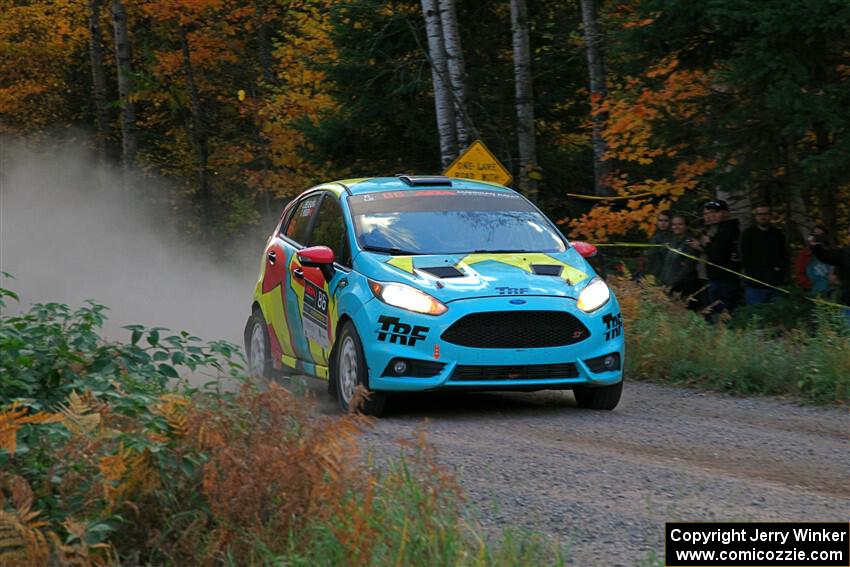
[{"xmin": 298, "ymin": 378, "xmax": 849, "ymax": 565}]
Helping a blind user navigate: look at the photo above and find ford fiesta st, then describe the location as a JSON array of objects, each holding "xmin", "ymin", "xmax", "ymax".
[{"xmin": 244, "ymin": 175, "xmax": 624, "ymax": 415}]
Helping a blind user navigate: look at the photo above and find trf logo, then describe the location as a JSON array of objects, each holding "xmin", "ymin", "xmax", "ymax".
[
  {"xmin": 376, "ymin": 316, "xmax": 429, "ymax": 346},
  {"xmin": 602, "ymin": 313, "xmax": 622, "ymax": 341}
]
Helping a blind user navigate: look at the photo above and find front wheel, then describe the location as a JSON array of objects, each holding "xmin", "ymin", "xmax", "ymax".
[
  {"xmin": 334, "ymin": 321, "xmax": 386, "ymax": 416},
  {"xmin": 573, "ymin": 380, "xmax": 622, "ymax": 410}
]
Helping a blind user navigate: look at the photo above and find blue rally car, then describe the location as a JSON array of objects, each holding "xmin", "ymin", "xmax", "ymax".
[{"xmin": 244, "ymin": 175, "xmax": 624, "ymax": 415}]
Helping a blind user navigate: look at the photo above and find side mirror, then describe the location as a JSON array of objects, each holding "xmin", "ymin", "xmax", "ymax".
[
  {"xmin": 571, "ymin": 241, "xmax": 598, "ymax": 259},
  {"xmin": 297, "ymin": 246, "xmax": 336, "ymax": 280}
]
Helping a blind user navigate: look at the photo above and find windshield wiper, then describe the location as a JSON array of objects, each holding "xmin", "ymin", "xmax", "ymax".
[
  {"xmin": 470, "ymin": 249, "xmax": 531, "ymax": 254},
  {"xmin": 361, "ymin": 245, "xmax": 424, "ymax": 256}
]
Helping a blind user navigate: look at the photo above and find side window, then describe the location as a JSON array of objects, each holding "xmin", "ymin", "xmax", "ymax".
[
  {"xmin": 284, "ymin": 194, "xmax": 321, "ymax": 244},
  {"xmin": 309, "ymin": 195, "xmax": 350, "ymax": 266}
]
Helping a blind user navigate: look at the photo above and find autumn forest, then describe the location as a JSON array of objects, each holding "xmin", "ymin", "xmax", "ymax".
[{"xmin": 2, "ymin": 0, "xmax": 849, "ymax": 243}]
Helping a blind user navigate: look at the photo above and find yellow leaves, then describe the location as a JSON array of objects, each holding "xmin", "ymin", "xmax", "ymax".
[
  {"xmin": 0, "ymin": 403, "xmax": 63, "ymax": 454},
  {"xmin": 58, "ymin": 391, "xmax": 102, "ymax": 436},
  {"xmin": 100, "ymin": 446, "xmax": 160, "ymax": 512},
  {"xmin": 237, "ymin": 89, "xmax": 246, "ymax": 101},
  {"xmin": 99, "ymin": 445, "xmax": 131, "ymax": 483},
  {"xmin": 0, "ymin": 476, "xmax": 50, "ymax": 567},
  {"xmin": 154, "ymin": 393, "xmax": 189, "ymax": 437}
]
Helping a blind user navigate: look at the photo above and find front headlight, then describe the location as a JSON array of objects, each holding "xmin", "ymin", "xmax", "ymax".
[
  {"xmin": 368, "ymin": 280, "xmax": 448, "ymax": 315},
  {"xmin": 576, "ymin": 277, "xmax": 610, "ymax": 312}
]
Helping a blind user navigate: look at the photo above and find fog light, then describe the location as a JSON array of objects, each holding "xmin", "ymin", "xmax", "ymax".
[
  {"xmin": 393, "ymin": 360, "xmax": 408, "ymax": 375},
  {"xmin": 603, "ymin": 355, "xmax": 616, "ymax": 370}
]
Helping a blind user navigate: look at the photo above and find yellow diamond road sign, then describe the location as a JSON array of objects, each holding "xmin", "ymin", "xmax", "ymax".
[{"xmin": 443, "ymin": 140, "xmax": 512, "ymax": 186}]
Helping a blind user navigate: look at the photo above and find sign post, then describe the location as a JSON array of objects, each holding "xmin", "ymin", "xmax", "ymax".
[{"xmin": 443, "ymin": 140, "xmax": 513, "ymax": 186}]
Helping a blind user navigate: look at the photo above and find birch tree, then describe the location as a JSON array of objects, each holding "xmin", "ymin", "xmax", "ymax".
[
  {"xmin": 510, "ymin": 0, "xmax": 538, "ymax": 202},
  {"xmin": 88, "ymin": 0, "xmax": 109, "ymax": 165},
  {"xmin": 420, "ymin": 0, "xmax": 457, "ymax": 169},
  {"xmin": 580, "ymin": 0, "xmax": 612, "ymax": 196},
  {"xmin": 111, "ymin": 0, "xmax": 136, "ymax": 176},
  {"xmin": 438, "ymin": 0, "xmax": 469, "ymax": 150}
]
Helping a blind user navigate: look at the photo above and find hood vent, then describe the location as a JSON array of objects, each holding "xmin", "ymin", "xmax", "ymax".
[
  {"xmin": 531, "ymin": 264, "xmax": 563, "ymax": 277},
  {"xmin": 418, "ymin": 266, "xmax": 465, "ymax": 278}
]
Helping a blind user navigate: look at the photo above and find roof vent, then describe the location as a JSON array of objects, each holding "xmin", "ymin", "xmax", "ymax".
[{"xmin": 396, "ymin": 175, "xmax": 453, "ymax": 187}]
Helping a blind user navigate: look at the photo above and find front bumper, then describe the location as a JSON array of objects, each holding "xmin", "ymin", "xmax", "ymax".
[{"xmin": 355, "ymin": 295, "xmax": 625, "ymax": 392}]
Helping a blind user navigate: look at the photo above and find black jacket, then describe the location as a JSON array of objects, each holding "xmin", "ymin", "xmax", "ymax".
[
  {"xmin": 703, "ymin": 218, "xmax": 740, "ymax": 280},
  {"xmin": 740, "ymin": 225, "xmax": 788, "ymax": 287},
  {"xmin": 660, "ymin": 234, "xmax": 698, "ymax": 289},
  {"xmin": 645, "ymin": 230, "xmax": 673, "ymax": 279},
  {"xmin": 811, "ymin": 244, "xmax": 850, "ymax": 305}
]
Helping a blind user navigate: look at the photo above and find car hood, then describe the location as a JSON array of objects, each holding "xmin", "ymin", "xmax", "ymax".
[{"xmin": 353, "ymin": 250, "xmax": 595, "ymax": 303}]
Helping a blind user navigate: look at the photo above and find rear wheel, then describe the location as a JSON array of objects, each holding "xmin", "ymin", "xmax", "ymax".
[
  {"xmin": 334, "ymin": 321, "xmax": 386, "ymax": 416},
  {"xmin": 573, "ymin": 380, "xmax": 622, "ymax": 410},
  {"xmin": 245, "ymin": 309, "xmax": 273, "ymax": 382}
]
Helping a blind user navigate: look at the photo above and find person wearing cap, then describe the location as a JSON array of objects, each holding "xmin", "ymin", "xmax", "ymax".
[
  {"xmin": 740, "ymin": 204, "xmax": 788, "ymax": 305},
  {"xmin": 689, "ymin": 199, "xmax": 741, "ymax": 315}
]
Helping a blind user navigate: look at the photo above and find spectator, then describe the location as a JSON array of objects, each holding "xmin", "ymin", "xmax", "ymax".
[
  {"xmin": 660, "ymin": 214, "xmax": 700, "ymax": 307},
  {"xmin": 689, "ymin": 199, "xmax": 741, "ymax": 314},
  {"xmin": 740, "ymin": 204, "xmax": 788, "ymax": 305},
  {"xmin": 808, "ymin": 225, "xmax": 850, "ymax": 314},
  {"xmin": 794, "ymin": 225, "xmax": 833, "ymax": 295},
  {"xmin": 644, "ymin": 210, "xmax": 672, "ymax": 280}
]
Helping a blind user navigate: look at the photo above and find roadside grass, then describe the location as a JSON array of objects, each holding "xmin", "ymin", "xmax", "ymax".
[
  {"xmin": 0, "ymin": 281, "xmax": 564, "ymax": 566},
  {"xmin": 612, "ymin": 275, "xmax": 850, "ymax": 405}
]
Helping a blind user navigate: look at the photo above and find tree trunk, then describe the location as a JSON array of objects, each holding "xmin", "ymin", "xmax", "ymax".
[
  {"xmin": 254, "ymin": 0, "xmax": 276, "ymax": 86},
  {"xmin": 420, "ymin": 0, "xmax": 457, "ymax": 170},
  {"xmin": 180, "ymin": 27, "xmax": 212, "ymax": 241},
  {"xmin": 580, "ymin": 0, "xmax": 612, "ymax": 196},
  {"xmin": 510, "ymin": 0, "xmax": 538, "ymax": 202},
  {"xmin": 88, "ymin": 0, "xmax": 109, "ymax": 165},
  {"xmin": 438, "ymin": 0, "xmax": 470, "ymax": 150},
  {"xmin": 111, "ymin": 0, "xmax": 136, "ymax": 175}
]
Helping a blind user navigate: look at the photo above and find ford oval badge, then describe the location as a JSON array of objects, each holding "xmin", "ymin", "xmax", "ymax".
[{"xmin": 509, "ymin": 299, "xmax": 526, "ymax": 305}]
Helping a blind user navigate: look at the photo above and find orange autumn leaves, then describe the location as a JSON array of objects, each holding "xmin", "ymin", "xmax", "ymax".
[
  {"xmin": 0, "ymin": 0, "xmax": 88, "ymax": 133},
  {"xmin": 566, "ymin": 56, "xmax": 717, "ymax": 241}
]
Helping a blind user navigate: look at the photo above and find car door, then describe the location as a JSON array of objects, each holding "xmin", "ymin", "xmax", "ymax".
[
  {"xmin": 278, "ymin": 192, "xmax": 323, "ymax": 369},
  {"xmin": 258, "ymin": 199, "xmax": 316, "ymax": 369},
  {"xmin": 291, "ymin": 192, "xmax": 351, "ymax": 372}
]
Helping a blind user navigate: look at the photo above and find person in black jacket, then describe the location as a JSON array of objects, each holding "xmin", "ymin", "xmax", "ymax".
[
  {"xmin": 809, "ymin": 225, "xmax": 850, "ymax": 314},
  {"xmin": 740, "ymin": 204, "xmax": 788, "ymax": 305},
  {"xmin": 660, "ymin": 214, "xmax": 700, "ymax": 308},
  {"xmin": 689, "ymin": 199, "xmax": 741, "ymax": 315}
]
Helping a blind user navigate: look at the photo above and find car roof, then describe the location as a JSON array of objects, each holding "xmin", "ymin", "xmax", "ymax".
[{"xmin": 333, "ymin": 176, "xmax": 516, "ymax": 195}]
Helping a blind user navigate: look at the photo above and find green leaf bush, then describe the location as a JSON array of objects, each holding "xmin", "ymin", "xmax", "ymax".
[
  {"xmin": 614, "ymin": 275, "xmax": 850, "ymax": 404},
  {"xmin": 0, "ymin": 280, "xmax": 562, "ymax": 566}
]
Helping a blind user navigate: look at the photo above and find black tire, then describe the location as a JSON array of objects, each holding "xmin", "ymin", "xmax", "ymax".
[
  {"xmin": 244, "ymin": 308, "xmax": 274, "ymax": 381},
  {"xmin": 333, "ymin": 320, "xmax": 386, "ymax": 416},
  {"xmin": 573, "ymin": 380, "xmax": 623, "ymax": 410}
]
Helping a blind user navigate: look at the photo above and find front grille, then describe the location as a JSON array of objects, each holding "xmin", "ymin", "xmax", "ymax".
[
  {"xmin": 441, "ymin": 311, "xmax": 590, "ymax": 348},
  {"xmin": 450, "ymin": 362, "xmax": 578, "ymax": 382}
]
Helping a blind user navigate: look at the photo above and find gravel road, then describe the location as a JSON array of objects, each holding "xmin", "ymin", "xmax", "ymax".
[{"xmin": 294, "ymin": 378, "xmax": 849, "ymax": 566}]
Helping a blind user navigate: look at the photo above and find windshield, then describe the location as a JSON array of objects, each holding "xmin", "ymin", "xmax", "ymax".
[{"xmin": 348, "ymin": 189, "xmax": 567, "ymax": 255}]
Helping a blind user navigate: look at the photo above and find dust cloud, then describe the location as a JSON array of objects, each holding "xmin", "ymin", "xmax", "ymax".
[{"xmin": 0, "ymin": 138, "xmax": 266, "ymax": 347}]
